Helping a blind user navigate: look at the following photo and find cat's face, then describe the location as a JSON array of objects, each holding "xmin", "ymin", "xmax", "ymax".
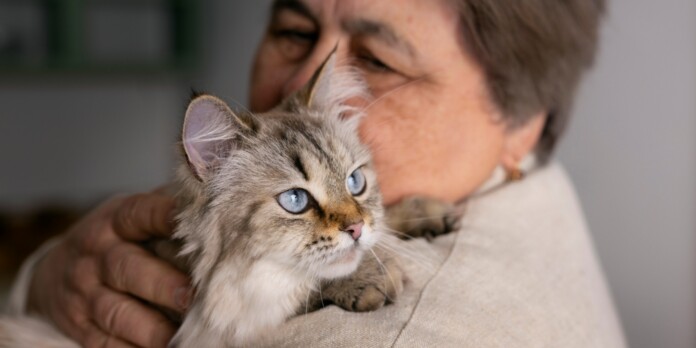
[
  {"xmin": 178, "ymin": 53, "xmax": 381, "ymax": 279},
  {"xmin": 221, "ymin": 112, "xmax": 382, "ymax": 278}
]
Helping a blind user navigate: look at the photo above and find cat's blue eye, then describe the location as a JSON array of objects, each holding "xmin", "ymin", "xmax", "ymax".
[
  {"xmin": 277, "ymin": 189, "xmax": 310, "ymax": 214},
  {"xmin": 347, "ymin": 168, "xmax": 367, "ymax": 196}
]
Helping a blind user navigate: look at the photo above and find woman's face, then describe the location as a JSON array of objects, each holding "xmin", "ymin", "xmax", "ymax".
[{"xmin": 250, "ymin": 0, "xmax": 530, "ymax": 204}]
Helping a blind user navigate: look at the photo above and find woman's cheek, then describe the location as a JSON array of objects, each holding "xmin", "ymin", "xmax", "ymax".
[
  {"xmin": 250, "ymin": 68, "xmax": 284, "ymax": 112},
  {"xmin": 249, "ymin": 42, "xmax": 294, "ymax": 112},
  {"xmin": 358, "ymin": 108, "xmax": 414, "ymax": 204}
]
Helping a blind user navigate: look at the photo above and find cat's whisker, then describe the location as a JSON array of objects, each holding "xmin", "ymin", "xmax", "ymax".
[
  {"xmin": 373, "ymin": 244, "xmax": 432, "ymax": 273},
  {"xmin": 375, "ymin": 241, "xmax": 434, "ymax": 266},
  {"xmin": 345, "ymin": 79, "xmax": 429, "ymax": 153},
  {"xmin": 369, "ymin": 249, "xmax": 398, "ymax": 302},
  {"xmin": 381, "ymin": 233, "xmax": 440, "ymax": 262},
  {"xmin": 380, "ymin": 225, "xmax": 454, "ymax": 248},
  {"xmin": 379, "ymin": 226, "xmax": 416, "ymax": 240},
  {"xmin": 304, "ymin": 273, "xmax": 317, "ymax": 315},
  {"xmin": 317, "ymin": 280, "xmax": 325, "ymax": 308},
  {"xmin": 360, "ymin": 77, "xmax": 427, "ymax": 113},
  {"xmin": 386, "ymin": 215, "xmax": 453, "ymax": 223},
  {"xmin": 373, "ymin": 239, "xmax": 438, "ymax": 272}
]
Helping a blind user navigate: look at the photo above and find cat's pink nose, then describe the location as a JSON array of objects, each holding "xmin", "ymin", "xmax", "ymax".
[{"xmin": 342, "ymin": 221, "xmax": 363, "ymax": 241}]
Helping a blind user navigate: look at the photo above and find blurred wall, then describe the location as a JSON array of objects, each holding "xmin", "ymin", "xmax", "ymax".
[
  {"xmin": 557, "ymin": 0, "xmax": 696, "ymax": 347},
  {"xmin": 0, "ymin": 1, "xmax": 268, "ymax": 209},
  {"xmin": 0, "ymin": 2, "xmax": 188, "ymax": 209},
  {"xmin": 0, "ymin": 1, "xmax": 693, "ymax": 348},
  {"xmin": 0, "ymin": 80, "xmax": 183, "ymax": 209}
]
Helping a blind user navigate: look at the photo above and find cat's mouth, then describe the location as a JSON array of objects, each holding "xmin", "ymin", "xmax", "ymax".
[
  {"xmin": 330, "ymin": 247, "xmax": 360, "ymax": 265},
  {"xmin": 316, "ymin": 244, "xmax": 364, "ymax": 279}
]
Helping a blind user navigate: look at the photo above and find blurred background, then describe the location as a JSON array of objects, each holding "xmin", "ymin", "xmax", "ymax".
[{"xmin": 0, "ymin": 1, "xmax": 693, "ymax": 347}]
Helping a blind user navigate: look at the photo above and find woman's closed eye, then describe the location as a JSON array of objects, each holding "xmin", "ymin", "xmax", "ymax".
[
  {"xmin": 272, "ymin": 28, "xmax": 318, "ymax": 46},
  {"xmin": 269, "ymin": 9, "xmax": 317, "ymax": 61},
  {"xmin": 356, "ymin": 52, "xmax": 395, "ymax": 74},
  {"xmin": 350, "ymin": 43, "xmax": 414, "ymax": 91}
]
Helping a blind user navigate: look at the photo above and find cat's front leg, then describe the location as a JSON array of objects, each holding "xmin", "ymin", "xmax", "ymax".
[
  {"xmin": 384, "ymin": 196, "xmax": 464, "ymax": 241},
  {"xmin": 310, "ymin": 248, "xmax": 405, "ymax": 312}
]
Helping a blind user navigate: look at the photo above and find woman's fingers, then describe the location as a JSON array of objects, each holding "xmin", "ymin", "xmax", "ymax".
[
  {"xmin": 90, "ymin": 287, "xmax": 177, "ymax": 348},
  {"xmin": 100, "ymin": 243, "xmax": 191, "ymax": 312},
  {"xmin": 112, "ymin": 193, "xmax": 176, "ymax": 241},
  {"xmin": 45, "ymin": 288, "xmax": 136, "ymax": 348},
  {"xmin": 27, "ymin": 192, "xmax": 187, "ymax": 347},
  {"xmin": 80, "ymin": 320, "xmax": 138, "ymax": 348}
]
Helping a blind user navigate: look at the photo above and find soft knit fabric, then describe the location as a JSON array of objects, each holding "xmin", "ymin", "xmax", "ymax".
[
  {"xmin": 255, "ymin": 162, "xmax": 626, "ymax": 347},
  {"xmin": 4, "ymin": 162, "xmax": 626, "ymax": 347}
]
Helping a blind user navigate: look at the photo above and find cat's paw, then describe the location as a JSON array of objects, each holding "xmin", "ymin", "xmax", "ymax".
[
  {"xmin": 385, "ymin": 196, "xmax": 464, "ymax": 240},
  {"xmin": 315, "ymin": 250, "xmax": 404, "ymax": 312}
]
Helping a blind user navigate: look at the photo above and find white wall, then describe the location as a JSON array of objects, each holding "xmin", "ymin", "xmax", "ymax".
[{"xmin": 557, "ymin": 0, "xmax": 696, "ymax": 347}]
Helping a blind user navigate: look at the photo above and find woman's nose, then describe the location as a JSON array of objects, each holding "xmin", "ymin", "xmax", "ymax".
[{"xmin": 281, "ymin": 42, "xmax": 345, "ymax": 99}]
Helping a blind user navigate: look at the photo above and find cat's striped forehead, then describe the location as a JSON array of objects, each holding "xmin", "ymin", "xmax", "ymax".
[
  {"xmin": 241, "ymin": 112, "xmax": 382, "ymax": 248},
  {"xmin": 256, "ymin": 112, "xmax": 370, "ymax": 201}
]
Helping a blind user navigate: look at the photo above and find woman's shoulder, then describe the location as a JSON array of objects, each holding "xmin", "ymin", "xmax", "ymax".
[
  {"xmin": 433, "ymin": 161, "xmax": 626, "ymax": 347},
  {"xmin": 467, "ymin": 161, "xmax": 589, "ymax": 240}
]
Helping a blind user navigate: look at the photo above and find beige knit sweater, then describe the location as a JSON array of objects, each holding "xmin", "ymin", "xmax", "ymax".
[{"xmin": 256, "ymin": 162, "xmax": 626, "ymax": 347}]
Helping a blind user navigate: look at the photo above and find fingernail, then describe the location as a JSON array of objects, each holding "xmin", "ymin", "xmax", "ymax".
[{"xmin": 174, "ymin": 286, "xmax": 192, "ymax": 310}]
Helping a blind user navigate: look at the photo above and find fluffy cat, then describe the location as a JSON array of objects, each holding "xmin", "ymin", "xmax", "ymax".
[
  {"xmin": 168, "ymin": 51, "xmax": 393, "ymax": 347},
  {"xmin": 0, "ymin": 51, "xmax": 461, "ymax": 348}
]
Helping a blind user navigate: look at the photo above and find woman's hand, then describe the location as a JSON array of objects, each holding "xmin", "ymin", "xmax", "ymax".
[{"xmin": 26, "ymin": 193, "xmax": 192, "ymax": 348}]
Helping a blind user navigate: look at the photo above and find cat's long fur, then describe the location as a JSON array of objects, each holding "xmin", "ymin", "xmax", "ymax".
[
  {"xmin": 169, "ymin": 53, "xmax": 384, "ymax": 347},
  {"xmin": 0, "ymin": 52, "xmax": 391, "ymax": 348}
]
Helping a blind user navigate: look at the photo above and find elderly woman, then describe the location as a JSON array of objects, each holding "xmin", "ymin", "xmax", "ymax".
[{"xmin": 7, "ymin": 0, "xmax": 625, "ymax": 347}]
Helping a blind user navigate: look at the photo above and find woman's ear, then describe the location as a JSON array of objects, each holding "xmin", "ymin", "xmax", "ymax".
[{"xmin": 501, "ymin": 113, "xmax": 547, "ymax": 171}]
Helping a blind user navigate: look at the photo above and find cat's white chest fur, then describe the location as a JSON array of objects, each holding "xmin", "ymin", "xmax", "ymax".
[{"xmin": 172, "ymin": 257, "xmax": 314, "ymax": 347}]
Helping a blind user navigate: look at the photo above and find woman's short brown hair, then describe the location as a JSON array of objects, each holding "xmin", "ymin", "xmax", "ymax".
[{"xmin": 456, "ymin": 0, "xmax": 605, "ymax": 162}]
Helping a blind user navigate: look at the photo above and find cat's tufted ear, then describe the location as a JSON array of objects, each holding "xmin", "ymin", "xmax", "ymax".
[
  {"xmin": 182, "ymin": 95, "xmax": 255, "ymax": 181},
  {"xmin": 295, "ymin": 45, "xmax": 367, "ymax": 113},
  {"xmin": 298, "ymin": 47, "xmax": 336, "ymax": 109}
]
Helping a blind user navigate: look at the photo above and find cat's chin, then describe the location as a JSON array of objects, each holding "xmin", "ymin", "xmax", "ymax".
[{"xmin": 316, "ymin": 247, "xmax": 364, "ymax": 279}]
